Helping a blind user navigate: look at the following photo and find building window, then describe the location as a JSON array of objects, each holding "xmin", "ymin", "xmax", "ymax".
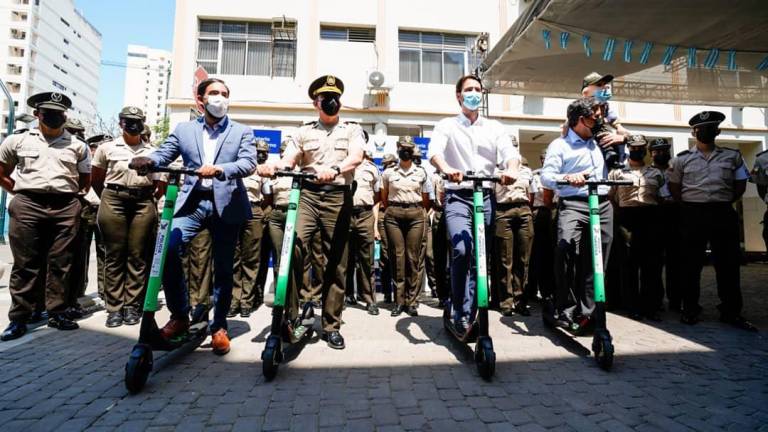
[
  {"xmin": 398, "ymin": 30, "xmax": 478, "ymax": 84},
  {"xmin": 320, "ymin": 26, "xmax": 375, "ymax": 43},
  {"xmin": 10, "ymin": 28, "xmax": 27, "ymax": 40},
  {"xmin": 60, "ymin": 17, "xmax": 70, "ymax": 27},
  {"xmin": 52, "ymin": 80, "xmax": 67, "ymax": 91},
  {"xmin": 63, "ymin": 38, "xmax": 69, "ymax": 45},
  {"xmin": 63, "ymin": 53, "xmax": 69, "ymax": 60},
  {"xmin": 196, "ymin": 19, "xmax": 297, "ymax": 78}
]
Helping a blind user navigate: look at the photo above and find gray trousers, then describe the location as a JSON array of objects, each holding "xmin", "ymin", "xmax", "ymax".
[{"xmin": 554, "ymin": 198, "xmax": 613, "ymax": 318}]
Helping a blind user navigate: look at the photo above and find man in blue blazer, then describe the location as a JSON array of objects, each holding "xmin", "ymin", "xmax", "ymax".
[{"xmin": 130, "ymin": 78, "xmax": 256, "ymax": 355}]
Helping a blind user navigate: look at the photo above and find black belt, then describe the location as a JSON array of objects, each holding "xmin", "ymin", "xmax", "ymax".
[
  {"xmin": 302, "ymin": 181, "xmax": 350, "ymax": 193},
  {"xmin": 105, "ymin": 184, "xmax": 154, "ymax": 198},
  {"xmin": 560, "ymin": 195, "xmax": 609, "ymax": 203},
  {"xmin": 447, "ymin": 188, "xmax": 494, "ymax": 198},
  {"xmin": 18, "ymin": 191, "xmax": 77, "ymax": 201},
  {"xmin": 352, "ymin": 205, "xmax": 373, "ymax": 213},
  {"xmin": 388, "ymin": 202, "xmax": 421, "ymax": 209},
  {"xmin": 496, "ymin": 201, "xmax": 529, "ymax": 210}
]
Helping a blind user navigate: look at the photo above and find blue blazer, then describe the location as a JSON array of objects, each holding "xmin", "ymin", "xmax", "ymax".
[{"xmin": 149, "ymin": 116, "xmax": 256, "ymax": 225}]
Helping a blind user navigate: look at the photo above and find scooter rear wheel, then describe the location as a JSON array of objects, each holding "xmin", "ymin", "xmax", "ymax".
[
  {"xmin": 262, "ymin": 335, "xmax": 282, "ymax": 380},
  {"xmin": 125, "ymin": 344, "xmax": 153, "ymax": 394},
  {"xmin": 592, "ymin": 332, "xmax": 614, "ymax": 371},
  {"xmin": 475, "ymin": 337, "xmax": 496, "ymax": 380}
]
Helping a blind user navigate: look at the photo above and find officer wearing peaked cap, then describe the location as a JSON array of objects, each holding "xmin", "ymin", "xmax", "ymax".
[
  {"xmin": 0, "ymin": 91, "xmax": 91, "ymax": 341},
  {"xmin": 669, "ymin": 111, "xmax": 756, "ymax": 331},
  {"xmin": 258, "ymin": 75, "xmax": 364, "ymax": 349},
  {"xmin": 230, "ymin": 139, "xmax": 272, "ymax": 317}
]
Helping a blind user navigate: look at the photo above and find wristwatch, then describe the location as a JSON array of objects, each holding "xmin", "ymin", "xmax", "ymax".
[{"xmin": 331, "ymin": 165, "xmax": 341, "ymax": 177}]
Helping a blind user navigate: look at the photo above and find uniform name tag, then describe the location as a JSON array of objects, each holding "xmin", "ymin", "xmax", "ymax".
[{"xmin": 18, "ymin": 150, "xmax": 39, "ymax": 158}]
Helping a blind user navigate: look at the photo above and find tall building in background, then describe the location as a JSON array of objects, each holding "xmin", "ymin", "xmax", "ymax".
[
  {"xmin": 122, "ymin": 44, "xmax": 171, "ymax": 127},
  {"xmin": 0, "ymin": 0, "xmax": 101, "ymax": 137}
]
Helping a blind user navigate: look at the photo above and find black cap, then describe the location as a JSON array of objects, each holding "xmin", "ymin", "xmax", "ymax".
[
  {"xmin": 648, "ymin": 138, "xmax": 671, "ymax": 150},
  {"xmin": 27, "ymin": 92, "xmax": 71, "ymax": 111},
  {"xmin": 688, "ymin": 111, "xmax": 725, "ymax": 128},
  {"xmin": 308, "ymin": 75, "xmax": 344, "ymax": 99},
  {"xmin": 119, "ymin": 106, "xmax": 146, "ymax": 120}
]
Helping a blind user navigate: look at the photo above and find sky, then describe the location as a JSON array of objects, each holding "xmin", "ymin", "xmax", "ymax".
[{"xmin": 74, "ymin": 0, "xmax": 176, "ymax": 121}]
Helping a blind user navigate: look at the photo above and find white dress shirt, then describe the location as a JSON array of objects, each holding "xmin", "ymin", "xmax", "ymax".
[
  {"xmin": 198, "ymin": 117, "xmax": 228, "ymax": 189},
  {"xmin": 428, "ymin": 113, "xmax": 519, "ymax": 190}
]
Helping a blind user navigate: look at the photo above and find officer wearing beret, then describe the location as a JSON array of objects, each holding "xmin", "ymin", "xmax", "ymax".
[
  {"xmin": 494, "ymin": 149, "xmax": 535, "ymax": 316},
  {"xmin": 376, "ymin": 153, "xmax": 398, "ymax": 304},
  {"xmin": 0, "ymin": 92, "xmax": 91, "ymax": 340},
  {"xmin": 258, "ymin": 75, "xmax": 363, "ymax": 349},
  {"xmin": 752, "ymin": 148, "xmax": 768, "ymax": 256},
  {"xmin": 669, "ymin": 111, "xmax": 755, "ymax": 330},
  {"xmin": 649, "ymin": 138, "xmax": 682, "ymax": 311},
  {"xmin": 608, "ymin": 134, "xmax": 664, "ymax": 320},
  {"xmin": 92, "ymin": 106, "xmax": 164, "ymax": 327},
  {"xmin": 346, "ymin": 139, "xmax": 381, "ymax": 315},
  {"xmin": 230, "ymin": 139, "xmax": 272, "ymax": 317},
  {"xmin": 382, "ymin": 136, "xmax": 431, "ymax": 317}
]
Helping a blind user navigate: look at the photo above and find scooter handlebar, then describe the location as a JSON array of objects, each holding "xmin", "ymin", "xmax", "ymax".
[
  {"xmin": 440, "ymin": 172, "xmax": 501, "ymax": 183},
  {"xmin": 275, "ymin": 170, "xmax": 317, "ymax": 180},
  {"xmin": 149, "ymin": 166, "xmax": 199, "ymax": 176},
  {"xmin": 555, "ymin": 179, "xmax": 634, "ymax": 186}
]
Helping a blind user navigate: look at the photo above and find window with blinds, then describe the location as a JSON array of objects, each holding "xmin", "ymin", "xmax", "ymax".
[
  {"xmin": 196, "ymin": 20, "xmax": 297, "ymax": 78},
  {"xmin": 320, "ymin": 26, "xmax": 375, "ymax": 43},
  {"xmin": 398, "ymin": 30, "xmax": 478, "ymax": 84}
]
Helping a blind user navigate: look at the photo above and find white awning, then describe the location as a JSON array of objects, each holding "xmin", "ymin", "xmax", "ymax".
[{"xmin": 481, "ymin": 0, "xmax": 768, "ymax": 106}]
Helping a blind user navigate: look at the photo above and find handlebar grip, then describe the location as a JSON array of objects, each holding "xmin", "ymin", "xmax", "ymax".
[
  {"xmin": 150, "ymin": 166, "xmax": 198, "ymax": 176},
  {"xmin": 275, "ymin": 170, "xmax": 317, "ymax": 180}
]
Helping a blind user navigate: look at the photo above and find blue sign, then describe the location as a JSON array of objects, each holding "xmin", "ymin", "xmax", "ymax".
[
  {"xmin": 413, "ymin": 136, "xmax": 430, "ymax": 159},
  {"xmin": 252, "ymin": 129, "xmax": 282, "ymax": 153}
]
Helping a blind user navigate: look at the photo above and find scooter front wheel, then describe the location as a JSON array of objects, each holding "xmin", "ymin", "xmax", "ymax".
[
  {"xmin": 592, "ymin": 331, "xmax": 614, "ymax": 371},
  {"xmin": 262, "ymin": 335, "xmax": 282, "ymax": 380},
  {"xmin": 475, "ymin": 336, "xmax": 496, "ymax": 380},
  {"xmin": 125, "ymin": 344, "xmax": 153, "ymax": 394}
]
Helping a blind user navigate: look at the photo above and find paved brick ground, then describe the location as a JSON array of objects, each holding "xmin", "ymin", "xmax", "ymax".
[{"xmin": 0, "ymin": 246, "xmax": 766, "ymax": 431}]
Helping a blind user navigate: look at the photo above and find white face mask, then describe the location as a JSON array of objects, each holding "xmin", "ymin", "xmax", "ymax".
[{"xmin": 205, "ymin": 94, "xmax": 229, "ymax": 119}]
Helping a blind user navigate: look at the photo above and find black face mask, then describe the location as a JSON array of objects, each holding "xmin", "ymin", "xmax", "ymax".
[
  {"xmin": 320, "ymin": 95, "xmax": 341, "ymax": 116},
  {"xmin": 628, "ymin": 149, "xmax": 646, "ymax": 162},
  {"xmin": 413, "ymin": 157, "xmax": 422, "ymax": 166},
  {"xmin": 257, "ymin": 152, "xmax": 268, "ymax": 164},
  {"xmin": 398, "ymin": 149, "xmax": 413, "ymax": 161},
  {"xmin": 694, "ymin": 126, "xmax": 718, "ymax": 144},
  {"xmin": 41, "ymin": 112, "xmax": 66, "ymax": 130},
  {"xmin": 652, "ymin": 153, "xmax": 671, "ymax": 166},
  {"xmin": 123, "ymin": 120, "xmax": 144, "ymax": 137}
]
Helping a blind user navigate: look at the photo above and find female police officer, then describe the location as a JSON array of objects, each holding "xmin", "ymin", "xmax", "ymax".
[
  {"xmin": 382, "ymin": 136, "xmax": 431, "ymax": 317},
  {"xmin": 92, "ymin": 107, "xmax": 164, "ymax": 328}
]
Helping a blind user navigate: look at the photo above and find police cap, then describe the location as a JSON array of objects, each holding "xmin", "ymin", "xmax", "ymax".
[
  {"xmin": 308, "ymin": 75, "xmax": 344, "ymax": 99},
  {"xmin": 27, "ymin": 92, "xmax": 71, "ymax": 111},
  {"xmin": 119, "ymin": 106, "xmax": 146, "ymax": 120},
  {"xmin": 688, "ymin": 111, "xmax": 725, "ymax": 128}
]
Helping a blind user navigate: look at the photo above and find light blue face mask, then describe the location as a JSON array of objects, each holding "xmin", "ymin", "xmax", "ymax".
[
  {"xmin": 594, "ymin": 87, "xmax": 612, "ymax": 103},
  {"xmin": 462, "ymin": 91, "xmax": 482, "ymax": 111}
]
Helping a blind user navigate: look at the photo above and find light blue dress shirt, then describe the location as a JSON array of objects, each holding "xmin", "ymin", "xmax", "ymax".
[{"xmin": 541, "ymin": 128, "xmax": 608, "ymax": 197}]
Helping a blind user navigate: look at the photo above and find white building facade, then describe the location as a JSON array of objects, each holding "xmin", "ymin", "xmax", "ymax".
[
  {"xmin": 167, "ymin": 0, "xmax": 768, "ymax": 252},
  {"xmin": 0, "ymin": 0, "xmax": 101, "ymax": 136},
  {"xmin": 122, "ymin": 44, "xmax": 172, "ymax": 127}
]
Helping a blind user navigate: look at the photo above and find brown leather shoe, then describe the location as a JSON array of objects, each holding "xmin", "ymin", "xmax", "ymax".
[
  {"xmin": 160, "ymin": 318, "xmax": 190, "ymax": 340},
  {"xmin": 211, "ymin": 329, "xmax": 230, "ymax": 355}
]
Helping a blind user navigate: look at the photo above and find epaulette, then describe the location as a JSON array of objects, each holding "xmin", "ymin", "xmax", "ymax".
[
  {"xmin": 302, "ymin": 120, "xmax": 318, "ymax": 126},
  {"xmin": 676, "ymin": 150, "xmax": 690, "ymax": 157},
  {"xmin": 13, "ymin": 128, "xmax": 28, "ymax": 135}
]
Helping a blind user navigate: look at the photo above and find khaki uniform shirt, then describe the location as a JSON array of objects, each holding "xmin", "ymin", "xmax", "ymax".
[
  {"xmin": 271, "ymin": 175, "xmax": 294, "ymax": 207},
  {"xmin": 431, "ymin": 173, "xmax": 445, "ymax": 207},
  {"xmin": 0, "ymin": 129, "xmax": 90, "ymax": 194},
  {"xmin": 495, "ymin": 165, "xmax": 533, "ymax": 204},
  {"xmin": 608, "ymin": 165, "xmax": 664, "ymax": 207},
  {"xmin": 352, "ymin": 160, "xmax": 381, "ymax": 207},
  {"xmin": 287, "ymin": 121, "xmax": 364, "ymax": 186},
  {"xmin": 243, "ymin": 172, "xmax": 270, "ymax": 204},
  {"xmin": 92, "ymin": 137, "xmax": 156, "ymax": 187},
  {"xmin": 382, "ymin": 163, "xmax": 429, "ymax": 204},
  {"xmin": 669, "ymin": 146, "xmax": 750, "ymax": 203}
]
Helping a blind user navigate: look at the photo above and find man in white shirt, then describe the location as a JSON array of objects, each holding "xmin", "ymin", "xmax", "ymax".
[{"xmin": 428, "ymin": 74, "xmax": 520, "ymax": 333}]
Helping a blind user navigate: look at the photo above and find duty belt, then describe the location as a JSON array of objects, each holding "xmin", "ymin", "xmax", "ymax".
[
  {"xmin": 301, "ymin": 181, "xmax": 350, "ymax": 193},
  {"xmin": 496, "ymin": 201, "xmax": 529, "ymax": 211},
  {"xmin": 352, "ymin": 205, "xmax": 373, "ymax": 214},
  {"xmin": 105, "ymin": 184, "xmax": 154, "ymax": 198},
  {"xmin": 388, "ymin": 202, "xmax": 421, "ymax": 209}
]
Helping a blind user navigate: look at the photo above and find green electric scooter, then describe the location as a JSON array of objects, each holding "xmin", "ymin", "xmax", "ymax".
[
  {"xmin": 442, "ymin": 172, "xmax": 499, "ymax": 380},
  {"xmin": 543, "ymin": 178, "xmax": 632, "ymax": 371},
  {"xmin": 124, "ymin": 166, "xmax": 208, "ymax": 394},
  {"xmin": 262, "ymin": 170, "xmax": 317, "ymax": 380}
]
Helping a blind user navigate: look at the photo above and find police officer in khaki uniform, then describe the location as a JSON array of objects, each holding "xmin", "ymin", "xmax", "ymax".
[
  {"xmin": 259, "ymin": 75, "xmax": 364, "ymax": 349},
  {"xmin": 141, "ymin": 124, "xmax": 152, "ymax": 144},
  {"xmin": 0, "ymin": 92, "xmax": 91, "ymax": 341},
  {"xmin": 69, "ymin": 134, "xmax": 110, "ymax": 308},
  {"xmin": 230, "ymin": 139, "xmax": 272, "ymax": 317},
  {"xmin": 493, "ymin": 156, "xmax": 534, "ymax": 316},
  {"xmin": 412, "ymin": 146, "xmax": 434, "ymax": 299},
  {"xmin": 382, "ymin": 136, "xmax": 431, "ymax": 317},
  {"xmin": 428, "ymin": 168, "xmax": 449, "ymax": 306},
  {"xmin": 608, "ymin": 135, "xmax": 664, "ymax": 321},
  {"xmin": 346, "ymin": 141, "xmax": 381, "ymax": 315},
  {"xmin": 668, "ymin": 111, "xmax": 755, "ymax": 330},
  {"xmin": 92, "ymin": 106, "xmax": 163, "ymax": 327},
  {"xmin": 376, "ymin": 154, "xmax": 398, "ymax": 304},
  {"xmin": 64, "ymin": 118, "xmax": 85, "ymax": 140}
]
